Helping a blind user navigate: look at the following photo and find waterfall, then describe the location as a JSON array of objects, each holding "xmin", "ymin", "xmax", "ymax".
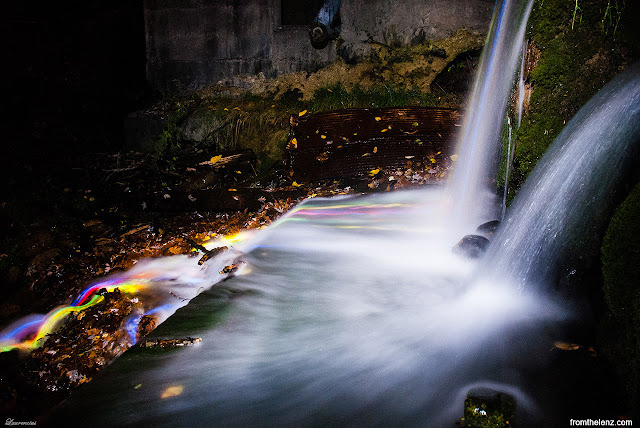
[
  {"xmin": 446, "ymin": 0, "xmax": 533, "ymax": 233},
  {"xmin": 483, "ymin": 62, "xmax": 640, "ymax": 290},
  {"xmin": 36, "ymin": 3, "xmax": 640, "ymax": 427}
]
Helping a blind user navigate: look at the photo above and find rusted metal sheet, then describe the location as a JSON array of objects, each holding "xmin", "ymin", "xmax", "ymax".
[{"xmin": 286, "ymin": 107, "xmax": 462, "ymax": 181}]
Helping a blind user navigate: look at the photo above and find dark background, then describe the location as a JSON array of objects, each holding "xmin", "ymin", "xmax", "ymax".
[{"xmin": 3, "ymin": 1, "xmax": 149, "ymax": 158}]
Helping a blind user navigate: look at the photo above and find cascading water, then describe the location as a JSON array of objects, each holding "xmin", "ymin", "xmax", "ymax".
[
  {"xmin": 20, "ymin": 2, "xmax": 640, "ymax": 426},
  {"xmin": 446, "ymin": 0, "xmax": 533, "ymax": 233},
  {"xmin": 482, "ymin": 61, "xmax": 640, "ymax": 291},
  {"xmin": 53, "ymin": 188, "xmax": 563, "ymax": 427}
]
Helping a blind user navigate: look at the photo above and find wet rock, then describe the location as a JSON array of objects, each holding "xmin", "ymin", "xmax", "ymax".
[
  {"xmin": 180, "ymin": 108, "xmax": 226, "ymax": 144},
  {"xmin": 136, "ymin": 315, "xmax": 157, "ymax": 341},
  {"xmin": 463, "ymin": 387, "xmax": 516, "ymax": 427},
  {"xmin": 475, "ymin": 220, "xmax": 501, "ymax": 238},
  {"xmin": 25, "ymin": 248, "xmax": 62, "ymax": 286},
  {"xmin": 452, "ymin": 234, "xmax": 490, "ymax": 259}
]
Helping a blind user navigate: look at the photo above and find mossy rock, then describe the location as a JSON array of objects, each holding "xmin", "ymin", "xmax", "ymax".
[
  {"xmin": 463, "ymin": 389, "xmax": 516, "ymax": 427},
  {"xmin": 600, "ymin": 180, "xmax": 640, "ymax": 408},
  {"xmin": 510, "ymin": 0, "xmax": 640, "ymax": 192}
]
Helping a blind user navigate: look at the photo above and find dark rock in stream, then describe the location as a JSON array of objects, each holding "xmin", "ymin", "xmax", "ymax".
[
  {"xmin": 475, "ymin": 219, "xmax": 501, "ymax": 238},
  {"xmin": 452, "ymin": 234, "xmax": 490, "ymax": 259}
]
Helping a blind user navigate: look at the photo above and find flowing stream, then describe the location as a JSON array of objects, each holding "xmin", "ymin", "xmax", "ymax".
[{"xmin": 37, "ymin": 1, "xmax": 640, "ymax": 425}]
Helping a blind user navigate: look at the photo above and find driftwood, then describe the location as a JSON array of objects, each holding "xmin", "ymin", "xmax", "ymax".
[{"xmin": 142, "ymin": 337, "xmax": 202, "ymax": 348}]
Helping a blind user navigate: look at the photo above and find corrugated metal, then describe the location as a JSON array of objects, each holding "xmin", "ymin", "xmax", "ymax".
[{"xmin": 285, "ymin": 107, "xmax": 462, "ymax": 181}]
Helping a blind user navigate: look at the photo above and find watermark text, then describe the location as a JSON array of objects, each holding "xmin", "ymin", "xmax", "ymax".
[{"xmin": 570, "ymin": 419, "xmax": 632, "ymax": 426}]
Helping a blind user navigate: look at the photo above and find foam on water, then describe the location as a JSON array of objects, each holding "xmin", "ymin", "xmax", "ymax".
[
  {"xmin": 446, "ymin": 0, "xmax": 533, "ymax": 232},
  {"xmin": 56, "ymin": 187, "xmax": 565, "ymax": 426}
]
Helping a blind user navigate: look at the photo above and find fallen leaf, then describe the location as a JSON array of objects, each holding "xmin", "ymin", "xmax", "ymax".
[
  {"xmin": 292, "ymin": 181, "xmax": 302, "ymax": 187},
  {"xmin": 161, "ymin": 385, "xmax": 184, "ymax": 399},
  {"xmin": 375, "ymin": 117, "xmax": 381, "ymax": 121},
  {"xmin": 321, "ymin": 135, "xmax": 327, "ymax": 139},
  {"xmin": 373, "ymin": 146, "xmax": 378, "ymax": 153},
  {"xmin": 369, "ymin": 168, "xmax": 380, "ymax": 176},
  {"xmin": 381, "ymin": 129, "xmax": 388, "ymax": 133},
  {"xmin": 228, "ymin": 188, "xmax": 237, "ymax": 192},
  {"xmin": 210, "ymin": 155, "xmax": 222, "ymax": 164},
  {"xmin": 430, "ymin": 158, "xmax": 436, "ymax": 163},
  {"xmin": 290, "ymin": 137, "xmax": 298, "ymax": 148},
  {"xmin": 450, "ymin": 154, "xmax": 459, "ymax": 161},
  {"xmin": 299, "ymin": 110, "xmax": 308, "ymax": 117},
  {"xmin": 553, "ymin": 341, "xmax": 581, "ymax": 351}
]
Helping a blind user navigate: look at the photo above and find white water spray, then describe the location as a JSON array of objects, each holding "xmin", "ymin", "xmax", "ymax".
[
  {"xmin": 483, "ymin": 62, "xmax": 640, "ymax": 291},
  {"xmin": 446, "ymin": 0, "xmax": 533, "ymax": 232}
]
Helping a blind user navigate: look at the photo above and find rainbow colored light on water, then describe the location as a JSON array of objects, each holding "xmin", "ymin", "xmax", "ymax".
[
  {"xmin": 0, "ymin": 198, "xmax": 419, "ymax": 354},
  {"xmin": 0, "ymin": 274, "xmax": 151, "ymax": 353}
]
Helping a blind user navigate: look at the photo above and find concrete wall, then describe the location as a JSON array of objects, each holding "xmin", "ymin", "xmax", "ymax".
[
  {"xmin": 340, "ymin": 0, "xmax": 494, "ymax": 60},
  {"xmin": 144, "ymin": 0, "xmax": 494, "ymax": 94}
]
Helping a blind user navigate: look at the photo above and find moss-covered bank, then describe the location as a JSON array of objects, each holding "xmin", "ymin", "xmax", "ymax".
[
  {"xmin": 510, "ymin": 0, "xmax": 639, "ymax": 195},
  {"xmin": 136, "ymin": 29, "xmax": 485, "ymax": 176},
  {"xmin": 512, "ymin": 0, "xmax": 640, "ymax": 415},
  {"xmin": 600, "ymin": 181, "xmax": 640, "ymax": 411}
]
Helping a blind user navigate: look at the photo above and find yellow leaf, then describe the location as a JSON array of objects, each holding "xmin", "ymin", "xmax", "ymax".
[
  {"xmin": 228, "ymin": 188, "xmax": 237, "ymax": 192},
  {"xmin": 430, "ymin": 158, "xmax": 436, "ymax": 163},
  {"xmin": 210, "ymin": 155, "xmax": 222, "ymax": 164},
  {"xmin": 223, "ymin": 108, "xmax": 229, "ymax": 111},
  {"xmin": 381, "ymin": 128, "xmax": 388, "ymax": 133},
  {"xmin": 373, "ymin": 146, "xmax": 378, "ymax": 153},
  {"xmin": 161, "ymin": 385, "xmax": 184, "ymax": 399},
  {"xmin": 327, "ymin": 89, "xmax": 333, "ymax": 92},
  {"xmin": 292, "ymin": 181, "xmax": 302, "ymax": 187},
  {"xmin": 375, "ymin": 117, "xmax": 381, "ymax": 121},
  {"xmin": 299, "ymin": 110, "xmax": 308, "ymax": 117},
  {"xmin": 450, "ymin": 154, "xmax": 459, "ymax": 161},
  {"xmin": 233, "ymin": 107, "xmax": 240, "ymax": 110},
  {"xmin": 235, "ymin": 170, "xmax": 242, "ymax": 174},
  {"xmin": 321, "ymin": 135, "xmax": 326, "ymax": 139},
  {"xmin": 369, "ymin": 168, "xmax": 380, "ymax": 176},
  {"xmin": 290, "ymin": 137, "xmax": 298, "ymax": 148}
]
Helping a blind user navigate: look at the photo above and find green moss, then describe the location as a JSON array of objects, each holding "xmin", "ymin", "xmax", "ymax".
[
  {"xmin": 600, "ymin": 181, "xmax": 640, "ymax": 406},
  {"xmin": 146, "ymin": 82, "xmax": 442, "ymax": 175},
  {"xmin": 463, "ymin": 391, "xmax": 516, "ymax": 427},
  {"xmin": 511, "ymin": 0, "xmax": 639, "ymax": 190},
  {"xmin": 307, "ymin": 83, "xmax": 438, "ymax": 112}
]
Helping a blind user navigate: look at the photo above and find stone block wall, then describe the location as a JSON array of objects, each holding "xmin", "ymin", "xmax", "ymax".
[{"xmin": 144, "ymin": 0, "xmax": 494, "ymax": 94}]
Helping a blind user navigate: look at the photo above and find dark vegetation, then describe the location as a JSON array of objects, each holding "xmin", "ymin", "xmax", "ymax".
[
  {"xmin": 504, "ymin": 0, "xmax": 640, "ymax": 416},
  {"xmin": 511, "ymin": 0, "xmax": 640, "ymax": 190}
]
